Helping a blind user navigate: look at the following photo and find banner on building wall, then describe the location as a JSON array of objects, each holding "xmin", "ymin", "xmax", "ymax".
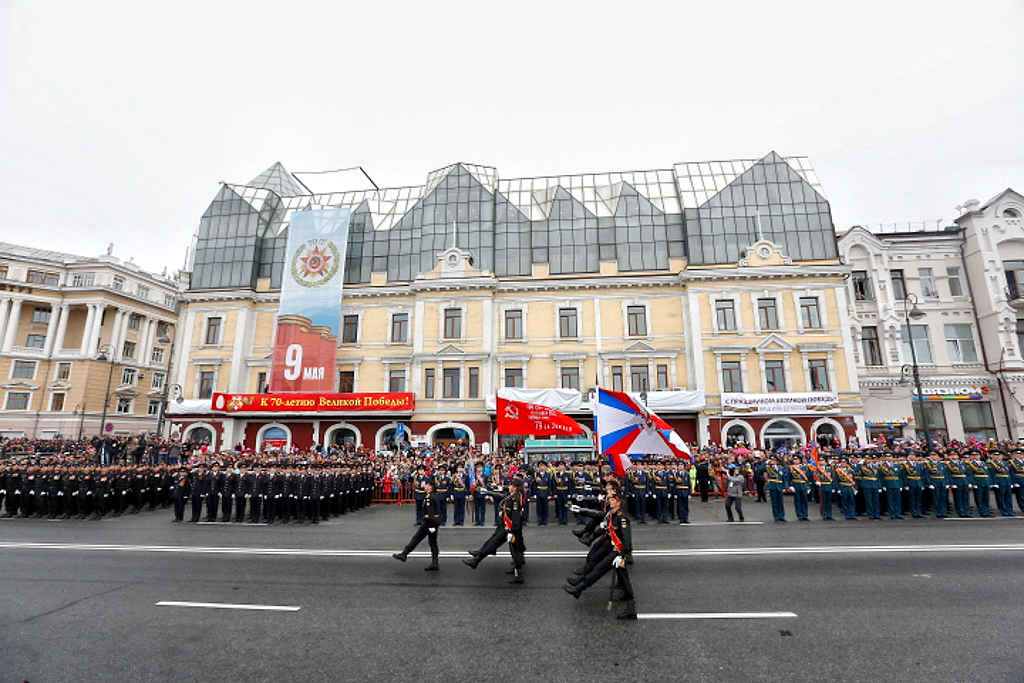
[
  {"xmin": 270, "ymin": 208, "xmax": 352, "ymax": 393},
  {"xmin": 211, "ymin": 392, "xmax": 415, "ymax": 413},
  {"xmin": 721, "ymin": 392, "xmax": 840, "ymax": 416}
]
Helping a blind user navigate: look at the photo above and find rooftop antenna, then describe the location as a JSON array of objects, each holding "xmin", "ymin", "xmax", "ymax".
[
  {"xmin": 755, "ymin": 210, "xmax": 766, "ymax": 242},
  {"xmin": 106, "ymin": 243, "xmax": 114, "ymax": 256}
]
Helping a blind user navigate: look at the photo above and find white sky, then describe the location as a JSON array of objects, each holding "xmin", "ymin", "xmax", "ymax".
[{"xmin": 1, "ymin": 0, "xmax": 1021, "ymax": 274}]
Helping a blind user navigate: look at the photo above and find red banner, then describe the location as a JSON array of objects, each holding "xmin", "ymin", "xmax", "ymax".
[
  {"xmin": 211, "ymin": 392, "xmax": 415, "ymax": 414},
  {"xmin": 270, "ymin": 316, "xmax": 338, "ymax": 393},
  {"xmin": 496, "ymin": 396, "xmax": 584, "ymax": 436}
]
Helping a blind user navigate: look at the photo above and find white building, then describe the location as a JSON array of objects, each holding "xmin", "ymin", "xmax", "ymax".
[{"xmin": 839, "ymin": 187, "xmax": 1024, "ymax": 442}]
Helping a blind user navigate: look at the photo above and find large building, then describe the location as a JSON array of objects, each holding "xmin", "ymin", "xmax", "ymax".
[
  {"xmin": 168, "ymin": 153, "xmax": 864, "ymax": 452},
  {"xmin": 838, "ymin": 188, "xmax": 1024, "ymax": 443},
  {"xmin": 0, "ymin": 243, "xmax": 179, "ymax": 439}
]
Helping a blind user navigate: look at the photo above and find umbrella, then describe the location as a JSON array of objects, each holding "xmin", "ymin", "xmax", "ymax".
[{"xmin": 732, "ymin": 447, "xmax": 751, "ymax": 455}]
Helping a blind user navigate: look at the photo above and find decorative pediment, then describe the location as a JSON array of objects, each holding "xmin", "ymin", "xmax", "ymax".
[
  {"xmin": 739, "ymin": 240, "xmax": 793, "ymax": 267},
  {"xmin": 48, "ymin": 380, "xmax": 73, "ymax": 391},
  {"xmin": 755, "ymin": 334, "xmax": 795, "ymax": 353},
  {"xmin": 0, "ymin": 381, "xmax": 37, "ymax": 391},
  {"xmin": 115, "ymin": 387, "xmax": 140, "ymax": 398},
  {"xmin": 624, "ymin": 341, "xmax": 656, "ymax": 353},
  {"xmin": 437, "ymin": 344, "xmax": 466, "ymax": 355}
]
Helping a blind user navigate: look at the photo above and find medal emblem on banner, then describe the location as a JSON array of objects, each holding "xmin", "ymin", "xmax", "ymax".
[{"xmin": 290, "ymin": 239, "xmax": 340, "ymax": 288}]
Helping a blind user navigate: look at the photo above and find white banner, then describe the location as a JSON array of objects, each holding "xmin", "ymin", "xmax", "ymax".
[
  {"xmin": 485, "ymin": 388, "xmax": 582, "ymax": 413},
  {"xmin": 721, "ymin": 392, "xmax": 840, "ymax": 416}
]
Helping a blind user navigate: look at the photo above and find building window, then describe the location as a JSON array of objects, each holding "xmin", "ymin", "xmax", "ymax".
[
  {"xmin": 1004, "ymin": 260, "xmax": 1024, "ymax": 300},
  {"xmin": 147, "ymin": 400, "xmax": 161, "ymax": 416},
  {"xmin": 611, "ymin": 365, "xmax": 624, "ymax": 392},
  {"xmin": 137, "ymin": 285, "xmax": 150, "ymax": 300},
  {"xmin": 205, "ymin": 317, "xmax": 222, "ymax": 345},
  {"xmin": 901, "ymin": 324, "xmax": 933, "ymax": 364},
  {"xmin": 112, "ymin": 275, "xmax": 124, "ymax": 291},
  {"xmin": 504, "ymin": 310, "xmax": 523, "ymax": 340},
  {"xmin": 919, "ymin": 268, "xmax": 938, "ymax": 298},
  {"xmin": 12, "ymin": 360, "xmax": 36, "ymax": 379},
  {"xmin": 116, "ymin": 397, "xmax": 133, "ymax": 414},
  {"xmin": 504, "ymin": 367, "xmax": 523, "ymax": 388},
  {"xmin": 342, "ymin": 315, "xmax": 359, "ymax": 344},
  {"xmin": 122, "ymin": 368, "xmax": 137, "ymax": 385},
  {"xmin": 715, "ymin": 300, "xmax": 737, "ymax": 331},
  {"xmin": 945, "ymin": 324, "xmax": 978, "ymax": 363},
  {"xmin": 198, "ymin": 370, "xmax": 215, "ymax": 399},
  {"xmin": 257, "ymin": 372, "xmax": 268, "ymax": 393},
  {"xmin": 764, "ymin": 360, "xmax": 786, "ymax": 392},
  {"xmin": 756, "ymin": 298, "xmax": 778, "ymax": 330},
  {"xmin": 959, "ymin": 402, "xmax": 996, "ymax": 441},
  {"xmin": 946, "ymin": 267, "xmax": 964, "ymax": 297},
  {"xmin": 808, "ymin": 358, "xmax": 830, "ymax": 390},
  {"xmin": 890, "ymin": 270, "xmax": 907, "ymax": 300},
  {"xmin": 861, "ymin": 326, "xmax": 883, "ymax": 366},
  {"xmin": 151, "ymin": 347, "xmax": 165, "ymax": 363},
  {"xmin": 561, "ymin": 366, "xmax": 580, "ymax": 390},
  {"xmin": 913, "ymin": 401, "xmax": 947, "ymax": 440},
  {"xmin": 50, "ymin": 392, "xmax": 66, "ymax": 412},
  {"xmin": 122, "ymin": 341, "xmax": 136, "ymax": 359},
  {"xmin": 424, "ymin": 368, "xmax": 435, "ymax": 398},
  {"xmin": 0, "ymin": 265, "xmax": 7, "ymax": 279},
  {"xmin": 391, "ymin": 313, "xmax": 409, "ymax": 343},
  {"xmin": 721, "ymin": 361, "xmax": 742, "ymax": 393},
  {"xmin": 389, "ymin": 369, "xmax": 406, "ymax": 393},
  {"xmin": 1017, "ymin": 320, "xmax": 1024, "ymax": 359},
  {"xmin": 164, "ymin": 294, "xmax": 175, "ymax": 308},
  {"xmin": 851, "ymin": 271, "xmax": 873, "ymax": 301},
  {"xmin": 630, "ymin": 365, "xmax": 649, "ymax": 392},
  {"xmin": 800, "ymin": 297, "xmax": 822, "ymax": 329},
  {"xmin": 127, "ymin": 314, "xmax": 141, "ymax": 331},
  {"xmin": 69, "ymin": 273, "xmax": 94, "ymax": 287},
  {"xmin": 627, "ymin": 306, "xmax": 648, "ymax": 336},
  {"xmin": 656, "ymin": 364, "xmax": 669, "ymax": 390},
  {"xmin": 6, "ymin": 392, "xmax": 30, "ymax": 410},
  {"xmin": 443, "ymin": 308, "xmax": 462, "ymax": 340},
  {"xmin": 559, "ymin": 308, "xmax": 578, "ymax": 339},
  {"xmin": 56, "ymin": 362, "xmax": 72, "ymax": 380},
  {"xmin": 31, "ymin": 307, "xmax": 52, "ymax": 324},
  {"xmin": 25, "ymin": 334, "xmax": 46, "ymax": 349},
  {"xmin": 1004, "ymin": 208, "xmax": 1021, "ymax": 219},
  {"xmin": 443, "ymin": 368, "xmax": 461, "ymax": 398},
  {"xmin": 151, "ymin": 372, "xmax": 165, "ymax": 390},
  {"xmin": 468, "ymin": 367, "xmax": 479, "ymax": 398},
  {"xmin": 338, "ymin": 371, "xmax": 355, "ymax": 393}
]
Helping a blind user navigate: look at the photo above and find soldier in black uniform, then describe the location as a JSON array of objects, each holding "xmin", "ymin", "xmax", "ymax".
[
  {"xmin": 563, "ymin": 481, "xmax": 637, "ymax": 619},
  {"xmin": 172, "ymin": 466, "xmax": 191, "ymax": 522},
  {"xmin": 393, "ymin": 478, "xmax": 441, "ymax": 570},
  {"xmin": 205, "ymin": 463, "xmax": 222, "ymax": 522},
  {"xmin": 221, "ymin": 465, "xmax": 239, "ymax": 522},
  {"xmin": 462, "ymin": 476, "xmax": 527, "ymax": 584},
  {"xmin": 189, "ymin": 463, "xmax": 207, "ymax": 522}
]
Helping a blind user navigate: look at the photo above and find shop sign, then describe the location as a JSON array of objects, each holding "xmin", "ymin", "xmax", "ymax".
[{"xmin": 721, "ymin": 392, "xmax": 840, "ymax": 416}]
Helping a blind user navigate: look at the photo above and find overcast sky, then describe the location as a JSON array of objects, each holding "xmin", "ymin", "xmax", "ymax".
[{"xmin": 1, "ymin": 0, "xmax": 1021, "ymax": 275}]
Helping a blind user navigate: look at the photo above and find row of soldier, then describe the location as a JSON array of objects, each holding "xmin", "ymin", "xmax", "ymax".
[
  {"xmin": 0, "ymin": 464, "xmax": 175, "ymax": 519},
  {"xmin": 170, "ymin": 461, "xmax": 374, "ymax": 524},
  {"xmin": 760, "ymin": 449, "xmax": 1024, "ymax": 521}
]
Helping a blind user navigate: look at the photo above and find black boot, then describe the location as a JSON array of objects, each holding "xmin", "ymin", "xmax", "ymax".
[
  {"xmin": 424, "ymin": 557, "xmax": 439, "ymax": 571},
  {"xmin": 617, "ymin": 600, "xmax": 637, "ymax": 620},
  {"xmin": 572, "ymin": 528, "xmax": 586, "ymax": 538},
  {"xmin": 566, "ymin": 574, "xmax": 583, "ymax": 586},
  {"xmin": 392, "ymin": 552, "xmax": 407, "ymax": 563},
  {"xmin": 562, "ymin": 584, "xmax": 581, "ymax": 599},
  {"xmin": 572, "ymin": 567, "xmax": 587, "ymax": 576},
  {"xmin": 509, "ymin": 568, "xmax": 524, "ymax": 584},
  {"xmin": 462, "ymin": 557, "xmax": 478, "ymax": 569}
]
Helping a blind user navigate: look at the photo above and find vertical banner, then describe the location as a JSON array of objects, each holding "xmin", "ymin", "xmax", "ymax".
[{"xmin": 270, "ymin": 208, "xmax": 352, "ymax": 393}]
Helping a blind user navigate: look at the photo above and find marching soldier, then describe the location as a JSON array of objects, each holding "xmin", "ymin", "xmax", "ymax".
[
  {"xmin": 393, "ymin": 478, "xmax": 441, "ymax": 570},
  {"xmin": 463, "ymin": 476, "xmax": 527, "ymax": 584}
]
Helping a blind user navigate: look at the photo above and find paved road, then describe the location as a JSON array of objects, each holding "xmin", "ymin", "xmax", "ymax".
[{"xmin": 2, "ymin": 497, "xmax": 1023, "ymax": 682}]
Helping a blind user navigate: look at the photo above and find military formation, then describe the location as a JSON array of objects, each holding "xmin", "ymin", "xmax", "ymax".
[
  {"xmin": 0, "ymin": 463, "xmax": 176, "ymax": 519},
  {"xmin": 171, "ymin": 460, "xmax": 375, "ymax": 524},
  {"xmin": 759, "ymin": 448, "xmax": 1024, "ymax": 522}
]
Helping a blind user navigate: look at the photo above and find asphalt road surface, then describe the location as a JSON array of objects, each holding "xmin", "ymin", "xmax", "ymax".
[{"xmin": 2, "ymin": 496, "xmax": 1023, "ymax": 682}]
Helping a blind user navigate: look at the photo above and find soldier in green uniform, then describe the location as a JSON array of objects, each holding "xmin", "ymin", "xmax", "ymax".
[{"xmin": 924, "ymin": 452, "xmax": 949, "ymax": 518}]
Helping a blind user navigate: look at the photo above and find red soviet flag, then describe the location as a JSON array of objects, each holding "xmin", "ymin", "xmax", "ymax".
[{"xmin": 496, "ymin": 396, "xmax": 585, "ymax": 437}]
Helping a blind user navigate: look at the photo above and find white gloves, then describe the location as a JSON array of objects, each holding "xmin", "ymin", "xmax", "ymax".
[
  {"xmin": 569, "ymin": 504, "xmax": 581, "ymax": 514},
  {"xmin": 428, "ymin": 527, "xmax": 437, "ymax": 534},
  {"xmin": 612, "ymin": 556, "xmax": 625, "ymax": 568},
  {"xmin": 506, "ymin": 533, "xmax": 514, "ymax": 543}
]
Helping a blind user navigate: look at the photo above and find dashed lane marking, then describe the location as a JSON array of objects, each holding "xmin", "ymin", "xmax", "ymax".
[{"xmin": 156, "ymin": 601, "xmax": 300, "ymax": 612}]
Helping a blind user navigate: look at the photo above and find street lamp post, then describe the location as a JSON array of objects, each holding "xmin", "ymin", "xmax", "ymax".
[
  {"xmin": 154, "ymin": 332, "xmax": 178, "ymax": 439},
  {"xmin": 902, "ymin": 293, "xmax": 931, "ymax": 456},
  {"xmin": 96, "ymin": 344, "xmax": 116, "ymax": 438}
]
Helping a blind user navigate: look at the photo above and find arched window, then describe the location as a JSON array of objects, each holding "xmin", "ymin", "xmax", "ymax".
[{"xmin": 762, "ymin": 419, "xmax": 804, "ymax": 452}]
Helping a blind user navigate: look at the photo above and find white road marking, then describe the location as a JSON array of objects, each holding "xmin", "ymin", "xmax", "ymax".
[
  {"xmin": 157, "ymin": 601, "xmax": 300, "ymax": 612},
  {"xmin": 638, "ymin": 612, "xmax": 797, "ymax": 620},
  {"xmin": 942, "ymin": 516, "xmax": 1022, "ymax": 521},
  {"xmin": 3, "ymin": 541, "xmax": 1024, "ymax": 558}
]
